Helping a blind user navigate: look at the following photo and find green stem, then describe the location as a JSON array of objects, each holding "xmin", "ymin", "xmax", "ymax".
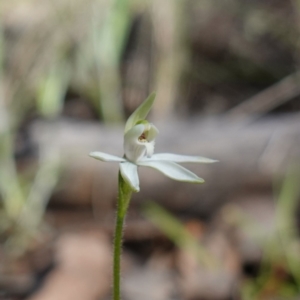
[{"xmin": 113, "ymin": 171, "xmax": 132, "ymax": 300}]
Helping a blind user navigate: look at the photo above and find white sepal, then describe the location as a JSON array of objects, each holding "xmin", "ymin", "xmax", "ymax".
[
  {"xmin": 119, "ymin": 161, "xmax": 140, "ymax": 192},
  {"xmin": 124, "ymin": 92, "xmax": 156, "ymax": 133},
  {"xmin": 144, "ymin": 153, "xmax": 218, "ymax": 163},
  {"xmin": 138, "ymin": 160, "xmax": 204, "ymax": 183},
  {"xmin": 89, "ymin": 152, "xmax": 125, "ymax": 162}
]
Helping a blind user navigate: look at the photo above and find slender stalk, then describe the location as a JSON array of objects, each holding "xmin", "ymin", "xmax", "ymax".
[{"xmin": 113, "ymin": 171, "xmax": 132, "ymax": 300}]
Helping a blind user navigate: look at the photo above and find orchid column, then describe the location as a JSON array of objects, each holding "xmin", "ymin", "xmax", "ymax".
[{"xmin": 89, "ymin": 93, "xmax": 217, "ymax": 300}]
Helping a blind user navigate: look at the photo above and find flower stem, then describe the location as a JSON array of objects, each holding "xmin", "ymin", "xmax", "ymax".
[{"xmin": 113, "ymin": 171, "xmax": 132, "ymax": 300}]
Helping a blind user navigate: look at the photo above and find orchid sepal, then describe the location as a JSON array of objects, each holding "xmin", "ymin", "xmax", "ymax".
[
  {"xmin": 124, "ymin": 92, "xmax": 156, "ymax": 133},
  {"xmin": 141, "ymin": 153, "xmax": 218, "ymax": 163},
  {"xmin": 119, "ymin": 162, "xmax": 140, "ymax": 192},
  {"xmin": 137, "ymin": 160, "xmax": 205, "ymax": 183},
  {"xmin": 89, "ymin": 152, "xmax": 125, "ymax": 162}
]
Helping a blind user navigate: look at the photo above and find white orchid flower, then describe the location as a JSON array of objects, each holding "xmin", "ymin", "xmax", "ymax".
[{"xmin": 89, "ymin": 93, "xmax": 217, "ymax": 192}]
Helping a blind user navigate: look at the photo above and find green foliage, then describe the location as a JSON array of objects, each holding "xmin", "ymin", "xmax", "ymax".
[
  {"xmin": 0, "ymin": 24, "xmax": 61, "ymax": 250},
  {"xmin": 239, "ymin": 168, "xmax": 300, "ymax": 299},
  {"xmin": 144, "ymin": 201, "xmax": 216, "ymax": 268},
  {"xmin": 36, "ymin": 62, "xmax": 70, "ymax": 118}
]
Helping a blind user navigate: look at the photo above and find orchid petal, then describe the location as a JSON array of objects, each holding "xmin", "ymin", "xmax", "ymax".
[
  {"xmin": 124, "ymin": 92, "xmax": 156, "ymax": 133},
  {"xmin": 145, "ymin": 141, "xmax": 155, "ymax": 157},
  {"xmin": 138, "ymin": 160, "xmax": 204, "ymax": 183},
  {"xmin": 89, "ymin": 152, "xmax": 125, "ymax": 162},
  {"xmin": 146, "ymin": 124, "xmax": 159, "ymax": 142},
  {"xmin": 124, "ymin": 124, "xmax": 146, "ymax": 162},
  {"xmin": 124, "ymin": 124, "xmax": 145, "ymax": 141},
  {"xmin": 143, "ymin": 153, "xmax": 218, "ymax": 163},
  {"xmin": 119, "ymin": 162, "xmax": 140, "ymax": 192}
]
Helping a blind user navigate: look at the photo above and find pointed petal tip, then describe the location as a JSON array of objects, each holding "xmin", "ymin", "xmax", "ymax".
[
  {"xmin": 196, "ymin": 178, "xmax": 205, "ymax": 184},
  {"xmin": 190, "ymin": 176, "xmax": 205, "ymax": 184},
  {"xmin": 207, "ymin": 159, "xmax": 219, "ymax": 163},
  {"xmin": 89, "ymin": 151, "xmax": 99, "ymax": 159}
]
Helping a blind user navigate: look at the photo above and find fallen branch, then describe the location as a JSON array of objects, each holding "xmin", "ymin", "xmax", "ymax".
[{"xmin": 29, "ymin": 114, "xmax": 300, "ymax": 215}]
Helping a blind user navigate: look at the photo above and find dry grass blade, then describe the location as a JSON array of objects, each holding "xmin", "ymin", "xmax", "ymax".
[{"xmin": 226, "ymin": 72, "xmax": 300, "ymax": 120}]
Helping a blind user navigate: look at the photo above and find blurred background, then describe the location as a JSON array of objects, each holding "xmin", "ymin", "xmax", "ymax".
[{"xmin": 1, "ymin": 0, "xmax": 300, "ymax": 299}]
